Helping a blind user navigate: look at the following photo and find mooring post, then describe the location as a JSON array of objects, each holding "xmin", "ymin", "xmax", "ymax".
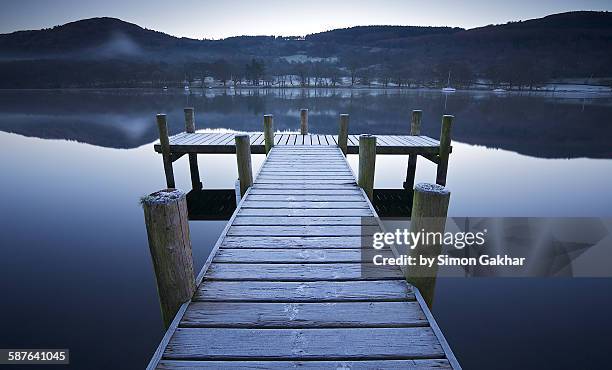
[
  {"xmin": 358, "ymin": 134, "xmax": 376, "ymax": 201},
  {"xmin": 403, "ymin": 110, "xmax": 422, "ymax": 190},
  {"xmin": 405, "ymin": 183, "xmax": 450, "ymax": 307},
  {"xmin": 338, "ymin": 114, "xmax": 349, "ymax": 155},
  {"xmin": 156, "ymin": 114, "xmax": 175, "ymax": 188},
  {"xmin": 235, "ymin": 134, "xmax": 253, "ymax": 196},
  {"xmin": 436, "ymin": 115, "xmax": 453, "ymax": 186},
  {"xmin": 300, "ymin": 108, "xmax": 308, "ymax": 135},
  {"xmin": 184, "ymin": 108, "xmax": 202, "ymax": 190},
  {"xmin": 264, "ymin": 114, "xmax": 274, "ymax": 155},
  {"xmin": 142, "ymin": 189, "xmax": 195, "ymax": 329}
]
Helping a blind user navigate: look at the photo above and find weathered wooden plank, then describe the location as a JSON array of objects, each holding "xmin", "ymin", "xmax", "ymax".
[
  {"xmin": 204, "ymin": 263, "xmax": 403, "ymax": 281},
  {"xmin": 238, "ymin": 208, "xmax": 372, "ymax": 216},
  {"xmin": 258, "ymin": 170, "xmax": 353, "ymax": 174},
  {"xmin": 219, "ymin": 134, "xmax": 238, "ymax": 145},
  {"xmin": 173, "ymin": 133, "xmax": 201, "ymax": 145},
  {"xmin": 241, "ymin": 201, "xmax": 369, "ymax": 209},
  {"xmin": 157, "ymin": 359, "xmax": 452, "ymax": 369},
  {"xmin": 226, "ymin": 225, "xmax": 379, "ymax": 236},
  {"xmin": 181, "ymin": 301, "xmax": 427, "ymax": 328},
  {"xmin": 263, "ymin": 160, "xmax": 345, "ymax": 163},
  {"xmin": 253, "ymin": 134, "xmax": 266, "ymax": 145},
  {"xmin": 164, "ymin": 327, "xmax": 444, "ymax": 359},
  {"xmin": 207, "ymin": 133, "xmax": 234, "ymax": 145},
  {"xmin": 251, "ymin": 183, "xmax": 358, "ymax": 189},
  {"xmin": 221, "ymin": 236, "xmax": 368, "ymax": 249},
  {"xmin": 255, "ymin": 177, "xmax": 356, "ymax": 182},
  {"xmin": 150, "ymin": 140, "xmax": 457, "ymax": 370},
  {"xmin": 155, "ymin": 134, "xmax": 444, "ymax": 155},
  {"xmin": 272, "ymin": 147, "xmax": 338, "ymax": 151},
  {"xmin": 265, "ymin": 156, "xmax": 344, "ymax": 160},
  {"xmin": 214, "ymin": 248, "xmax": 389, "ymax": 263},
  {"xmin": 194, "ymin": 280, "xmax": 416, "ymax": 302},
  {"xmin": 254, "ymin": 180, "xmax": 356, "ymax": 184},
  {"xmin": 248, "ymin": 189, "xmax": 362, "ymax": 195},
  {"xmin": 232, "ymin": 216, "xmax": 376, "ymax": 225},
  {"xmin": 261, "ymin": 166, "xmax": 349, "ymax": 170},
  {"xmin": 256, "ymin": 174, "xmax": 355, "ymax": 179},
  {"xmin": 168, "ymin": 132, "xmax": 189, "ymax": 144},
  {"xmin": 268, "ymin": 149, "xmax": 341, "ymax": 152},
  {"xmin": 375, "ymin": 136, "xmax": 394, "ymax": 146}
]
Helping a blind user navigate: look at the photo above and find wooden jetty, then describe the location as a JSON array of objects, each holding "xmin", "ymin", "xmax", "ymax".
[
  {"xmin": 154, "ymin": 108, "xmax": 452, "ymax": 190},
  {"xmin": 146, "ymin": 110, "xmax": 459, "ymax": 369}
]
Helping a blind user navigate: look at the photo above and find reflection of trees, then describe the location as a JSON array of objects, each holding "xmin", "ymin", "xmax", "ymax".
[{"xmin": 0, "ymin": 90, "xmax": 610, "ymax": 158}]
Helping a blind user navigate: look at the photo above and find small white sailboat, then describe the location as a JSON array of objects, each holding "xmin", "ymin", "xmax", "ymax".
[
  {"xmin": 183, "ymin": 75, "xmax": 190, "ymax": 92},
  {"xmin": 493, "ymin": 88, "xmax": 506, "ymax": 93},
  {"xmin": 441, "ymin": 71, "xmax": 456, "ymax": 93}
]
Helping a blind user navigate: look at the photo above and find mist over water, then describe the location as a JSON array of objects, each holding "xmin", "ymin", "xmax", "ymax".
[{"xmin": 0, "ymin": 88, "xmax": 611, "ymax": 369}]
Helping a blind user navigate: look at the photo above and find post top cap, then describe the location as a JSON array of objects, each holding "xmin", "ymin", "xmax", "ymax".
[
  {"xmin": 413, "ymin": 110, "xmax": 423, "ymax": 113},
  {"xmin": 443, "ymin": 114, "xmax": 454, "ymax": 118},
  {"xmin": 184, "ymin": 107, "xmax": 194, "ymax": 111},
  {"xmin": 264, "ymin": 114, "xmax": 273, "ymax": 117},
  {"xmin": 300, "ymin": 108, "xmax": 308, "ymax": 112},
  {"xmin": 415, "ymin": 183, "xmax": 450, "ymax": 195},
  {"xmin": 360, "ymin": 133, "xmax": 376, "ymax": 138},
  {"xmin": 234, "ymin": 133, "xmax": 250, "ymax": 138},
  {"xmin": 141, "ymin": 188, "xmax": 186, "ymax": 205},
  {"xmin": 156, "ymin": 113, "xmax": 167, "ymax": 117},
  {"xmin": 340, "ymin": 113, "xmax": 349, "ymax": 117}
]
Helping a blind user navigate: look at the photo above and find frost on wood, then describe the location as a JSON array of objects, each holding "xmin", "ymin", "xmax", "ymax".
[
  {"xmin": 140, "ymin": 188, "xmax": 185, "ymax": 206},
  {"xmin": 415, "ymin": 183, "xmax": 449, "ymax": 195}
]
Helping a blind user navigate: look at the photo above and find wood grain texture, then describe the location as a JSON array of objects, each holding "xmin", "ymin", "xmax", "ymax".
[
  {"xmin": 181, "ymin": 301, "xmax": 427, "ymax": 328},
  {"xmin": 142, "ymin": 189, "xmax": 194, "ymax": 329},
  {"xmin": 204, "ymin": 263, "xmax": 404, "ymax": 281},
  {"xmin": 164, "ymin": 327, "xmax": 444, "ymax": 360},
  {"xmin": 150, "ymin": 144, "xmax": 459, "ymax": 370},
  {"xmin": 155, "ymin": 133, "xmax": 441, "ymax": 156},
  {"xmin": 157, "ymin": 359, "xmax": 452, "ymax": 369},
  {"xmin": 221, "ymin": 236, "xmax": 368, "ymax": 249},
  {"xmin": 194, "ymin": 280, "xmax": 416, "ymax": 302},
  {"xmin": 232, "ymin": 216, "xmax": 377, "ymax": 225},
  {"xmin": 214, "ymin": 248, "xmax": 391, "ymax": 263},
  {"xmin": 241, "ymin": 201, "xmax": 369, "ymax": 209},
  {"xmin": 226, "ymin": 225, "xmax": 379, "ymax": 236}
]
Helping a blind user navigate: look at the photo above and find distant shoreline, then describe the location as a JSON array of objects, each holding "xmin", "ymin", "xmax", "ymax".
[{"xmin": 1, "ymin": 84, "xmax": 611, "ymax": 94}]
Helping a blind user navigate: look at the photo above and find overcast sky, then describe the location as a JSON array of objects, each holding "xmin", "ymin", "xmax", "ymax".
[{"xmin": 1, "ymin": 0, "xmax": 610, "ymax": 39}]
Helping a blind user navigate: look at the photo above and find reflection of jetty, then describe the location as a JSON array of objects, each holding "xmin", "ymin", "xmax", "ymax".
[{"xmin": 146, "ymin": 109, "xmax": 459, "ymax": 369}]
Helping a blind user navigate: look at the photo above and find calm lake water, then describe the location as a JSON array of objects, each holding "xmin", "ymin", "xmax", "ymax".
[{"xmin": 0, "ymin": 88, "xmax": 611, "ymax": 369}]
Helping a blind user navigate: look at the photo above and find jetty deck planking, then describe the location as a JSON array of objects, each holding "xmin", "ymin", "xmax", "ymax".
[
  {"xmin": 148, "ymin": 145, "xmax": 459, "ymax": 369},
  {"xmin": 154, "ymin": 132, "xmax": 446, "ymax": 155}
]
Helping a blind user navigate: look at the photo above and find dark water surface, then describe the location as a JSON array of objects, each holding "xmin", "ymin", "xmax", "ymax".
[{"xmin": 0, "ymin": 89, "xmax": 611, "ymax": 369}]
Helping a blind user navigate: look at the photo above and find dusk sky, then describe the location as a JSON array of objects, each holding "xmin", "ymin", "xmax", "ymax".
[{"xmin": 1, "ymin": 0, "xmax": 611, "ymax": 39}]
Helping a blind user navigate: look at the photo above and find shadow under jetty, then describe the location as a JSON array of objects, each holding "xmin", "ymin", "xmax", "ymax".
[
  {"xmin": 186, "ymin": 189, "xmax": 236, "ymax": 220},
  {"xmin": 372, "ymin": 189, "xmax": 414, "ymax": 217}
]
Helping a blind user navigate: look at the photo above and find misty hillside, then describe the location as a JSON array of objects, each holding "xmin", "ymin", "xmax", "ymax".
[{"xmin": 0, "ymin": 11, "xmax": 610, "ymax": 88}]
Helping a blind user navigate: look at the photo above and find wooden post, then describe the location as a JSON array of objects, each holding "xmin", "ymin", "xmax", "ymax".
[
  {"xmin": 300, "ymin": 108, "xmax": 308, "ymax": 135},
  {"xmin": 264, "ymin": 114, "xmax": 274, "ymax": 155},
  {"xmin": 405, "ymin": 183, "xmax": 450, "ymax": 308},
  {"xmin": 436, "ymin": 115, "xmax": 453, "ymax": 186},
  {"xmin": 235, "ymin": 134, "xmax": 253, "ymax": 196},
  {"xmin": 338, "ymin": 114, "xmax": 349, "ymax": 155},
  {"xmin": 156, "ymin": 114, "xmax": 175, "ymax": 188},
  {"xmin": 184, "ymin": 108, "xmax": 202, "ymax": 190},
  {"xmin": 403, "ymin": 110, "xmax": 422, "ymax": 190},
  {"xmin": 358, "ymin": 134, "xmax": 376, "ymax": 201},
  {"xmin": 141, "ymin": 189, "xmax": 195, "ymax": 329}
]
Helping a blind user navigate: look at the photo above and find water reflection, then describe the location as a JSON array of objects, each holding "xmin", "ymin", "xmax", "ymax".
[{"xmin": 1, "ymin": 88, "xmax": 611, "ymax": 158}]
